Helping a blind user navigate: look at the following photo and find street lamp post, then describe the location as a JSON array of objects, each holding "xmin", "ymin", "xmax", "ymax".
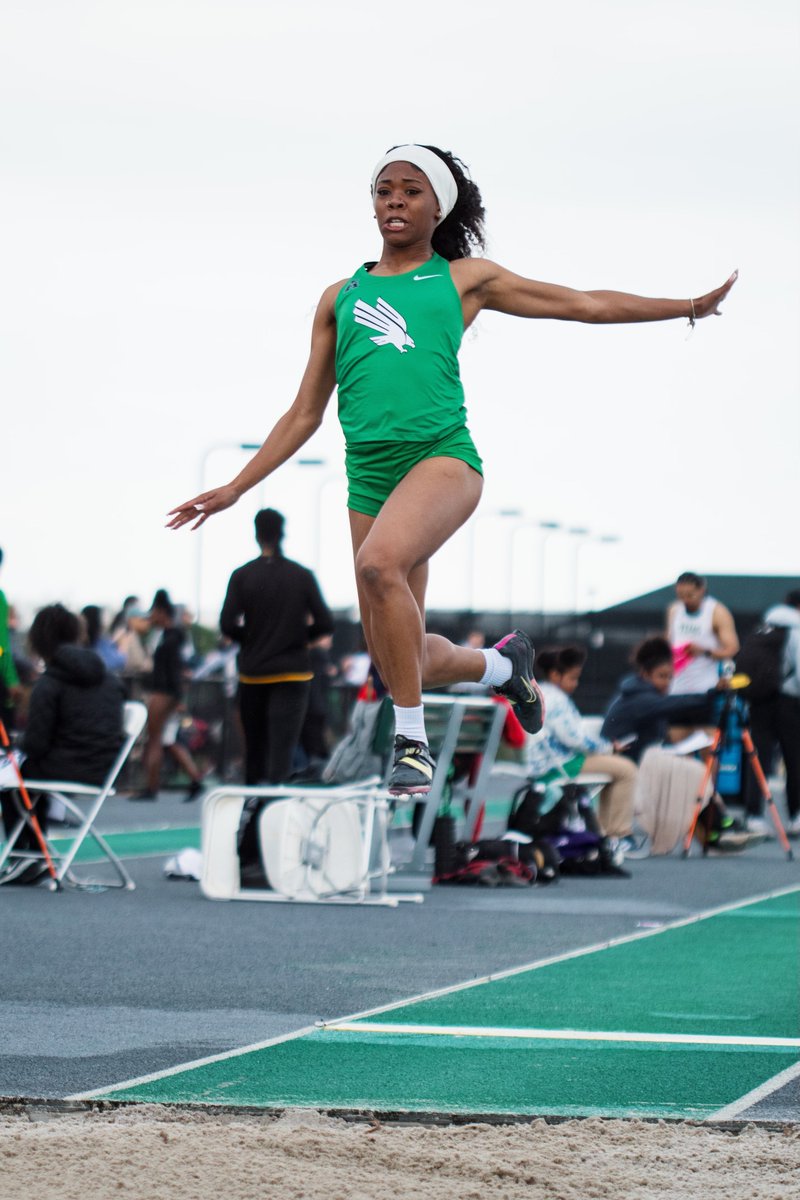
[
  {"xmin": 507, "ymin": 520, "xmax": 546, "ymax": 623},
  {"xmin": 572, "ymin": 531, "xmax": 621, "ymax": 619},
  {"xmin": 313, "ymin": 471, "xmax": 346, "ymax": 577},
  {"xmin": 537, "ymin": 521, "xmax": 562, "ymax": 632},
  {"xmin": 466, "ymin": 508, "xmax": 522, "ymax": 614},
  {"xmin": 567, "ymin": 527, "xmax": 591, "ymax": 619}
]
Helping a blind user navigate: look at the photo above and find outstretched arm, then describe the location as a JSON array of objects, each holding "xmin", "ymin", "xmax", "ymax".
[
  {"xmin": 453, "ymin": 259, "xmax": 737, "ymax": 326},
  {"xmin": 166, "ymin": 282, "xmax": 343, "ymax": 531}
]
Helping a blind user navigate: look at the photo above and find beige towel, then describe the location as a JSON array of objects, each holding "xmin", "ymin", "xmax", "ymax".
[{"xmin": 634, "ymin": 747, "xmax": 712, "ymax": 855}]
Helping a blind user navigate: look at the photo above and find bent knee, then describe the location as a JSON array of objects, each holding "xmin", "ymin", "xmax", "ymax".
[{"xmin": 356, "ymin": 554, "xmax": 406, "ymax": 600}]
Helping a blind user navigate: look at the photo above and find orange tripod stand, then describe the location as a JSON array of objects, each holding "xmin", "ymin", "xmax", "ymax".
[
  {"xmin": 0, "ymin": 718, "xmax": 59, "ymax": 884},
  {"xmin": 682, "ymin": 684, "xmax": 793, "ymax": 861}
]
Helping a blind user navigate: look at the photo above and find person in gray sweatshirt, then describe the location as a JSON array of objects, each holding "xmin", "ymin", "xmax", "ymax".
[{"xmin": 742, "ymin": 589, "xmax": 800, "ymax": 836}]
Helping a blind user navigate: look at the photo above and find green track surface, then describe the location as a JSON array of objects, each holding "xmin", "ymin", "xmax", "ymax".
[
  {"xmin": 50, "ymin": 826, "xmax": 200, "ymax": 863},
  {"xmin": 349, "ymin": 893, "xmax": 800, "ymax": 1039},
  {"xmin": 94, "ymin": 890, "xmax": 800, "ymax": 1118},
  {"xmin": 101, "ymin": 1032, "xmax": 797, "ymax": 1119}
]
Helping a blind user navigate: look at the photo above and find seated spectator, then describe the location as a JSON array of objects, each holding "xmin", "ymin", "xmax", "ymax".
[
  {"xmin": 602, "ymin": 636, "xmax": 722, "ymax": 762},
  {"xmin": 527, "ymin": 646, "xmax": 637, "ymax": 845},
  {"xmin": 109, "ymin": 595, "xmax": 141, "ymax": 637},
  {"xmin": 81, "ymin": 605, "xmax": 127, "ymax": 673},
  {"xmin": 113, "ymin": 607, "xmax": 153, "ymax": 686},
  {"xmin": 602, "ymin": 638, "xmax": 752, "ymax": 855},
  {"xmin": 1, "ymin": 603, "xmax": 125, "ymax": 872}
]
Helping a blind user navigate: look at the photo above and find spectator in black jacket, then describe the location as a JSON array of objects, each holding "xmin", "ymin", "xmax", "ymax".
[
  {"xmin": 602, "ymin": 636, "xmax": 721, "ymax": 761},
  {"xmin": 220, "ymin": 508, "xmax": 334, "ymax": 784},
  {"xmin": 1, "ymin": 603, "xmax": 125, "ymax": 850},
  {"xmin": 132, "ymin": 589, "xmax": 204, "ymax": 802}
]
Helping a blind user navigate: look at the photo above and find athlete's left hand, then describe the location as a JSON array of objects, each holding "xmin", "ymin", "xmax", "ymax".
[{"xmin": 692, "ymin": 270, "xmax": 738, "ymax": 319}]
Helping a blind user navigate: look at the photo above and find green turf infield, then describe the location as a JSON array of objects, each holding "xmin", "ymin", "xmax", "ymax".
[{"xmin": 87, "ymin": 888, "xmax": 800, "ymax": 1118}]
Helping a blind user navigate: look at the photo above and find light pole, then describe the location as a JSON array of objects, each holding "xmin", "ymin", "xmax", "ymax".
[
  {"xmin": 567, "ymin": 527, "xmax": 592, "ymax": 619},
  {"xmin": 194, "ymin": 443, "xmax": 326, "ymax": 622},
  {"xmin": 571, "ymin": 530, "xmax": 621, "ymax": 618},
  {"xmin": 537, "ymin": 521, "xmax": 562, "ymax": 631},
  {"xmin": 578, "ymin": 533, "xmax": 621, "ymax": 615},
  {"xmin": 507, "ymin": 520, "xmax": 545, "ymax": 622},
  {"xmin": 466, "ymin": 508, "xmax": 522, "ymax": 614},
  {"xmin": 313, "ymin": 471, "xmax": 346, "ymax": 577}
]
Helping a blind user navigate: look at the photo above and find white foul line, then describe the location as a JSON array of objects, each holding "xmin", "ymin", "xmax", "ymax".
[
  {"xmin": 708, "ymin": 1059, "xmax": 800, "ymax": 1121},
  {"xmin": 324, "ymin": 1021, "xmax": 800, "ymax": 1049},
  {"xmin": 66, "ymin": 1024, "xmax": 320, "ymax": 1102}
]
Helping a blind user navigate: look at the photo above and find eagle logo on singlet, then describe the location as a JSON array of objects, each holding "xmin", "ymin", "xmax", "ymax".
[{"xmin": 353, "ymin": 298, "xmax": 415, "ymax": 353}]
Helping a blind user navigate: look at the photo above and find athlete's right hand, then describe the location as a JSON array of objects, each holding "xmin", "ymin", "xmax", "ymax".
[{"xmin": 166, "ymin": 483, "xmax": 240, "ymax": 531}]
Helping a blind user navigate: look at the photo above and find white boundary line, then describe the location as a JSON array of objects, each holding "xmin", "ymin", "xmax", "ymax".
[
  {"xmin": 325, "ymin": 1021, "xmax": 800, "ymax": 1048},
  {"xmin": 67, "ymin": 1024, "xmax": 320, "ymax": 1101},
  {"xmin": 708, "ymin": 1060, "xmax": 800, "ymax": 1121},
  {"xmin": 68, "ymin": 882, "xmax": 800, "ymax": 1103}
]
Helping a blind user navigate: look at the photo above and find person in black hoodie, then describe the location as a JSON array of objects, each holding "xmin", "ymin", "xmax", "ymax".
[
  {"xmin": 220, "ymin": 508, "xmax": 334, "ymax": 784},
  {"xmin": 1, "ymin": 603, "xmax": 125, "ymax": 858},
  {"xmin": 602, "ymin": 637, "xmax": 720, "ymax": 762}
]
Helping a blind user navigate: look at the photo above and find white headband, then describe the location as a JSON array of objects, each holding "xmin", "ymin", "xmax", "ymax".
[{"xmin": 371, "ymin": 145, "xmax": 458, "ymax": 226}]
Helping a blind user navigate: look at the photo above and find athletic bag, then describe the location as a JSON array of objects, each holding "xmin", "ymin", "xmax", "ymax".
[
  {"xmin": 433, "ymin": 812, "xmax": 557, "ymax": 886},
  {"xmin": 507, "ymin": 781, "xmax": 628, "ymax": 876},
  {"xmin": 735, "ymin": 624, "xmax": 790, "ymax": 703},
  {"xmin": 322, "ymin": 696, "xmax": 394, "ymax": 784}
]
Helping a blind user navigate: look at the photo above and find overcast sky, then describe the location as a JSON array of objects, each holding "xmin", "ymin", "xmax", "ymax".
[{"xmin": 2, "ymin": 0, "xmax": 798, "ymax": 626}]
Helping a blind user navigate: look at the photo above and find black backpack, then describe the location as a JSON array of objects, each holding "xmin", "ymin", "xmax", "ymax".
[{"xmin": 735, "ymin": 624, "xmax": 789, "ymax": 702}]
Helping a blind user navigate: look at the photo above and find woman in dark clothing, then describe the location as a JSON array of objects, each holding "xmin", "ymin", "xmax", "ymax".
[
  {"xmin": 1, "ymin": 603, "xmax": 125, "ymax": 849},
  {"xmin": 133, "ymin": 589, "xmax": 204, "ymax": 801},
  {"xmin": 602, "ymin": 637, "xmax": 720, "ymax": 762},
  {"xmin": 220, "ymin": 509, "xmax": 334, "ymax": 785}
]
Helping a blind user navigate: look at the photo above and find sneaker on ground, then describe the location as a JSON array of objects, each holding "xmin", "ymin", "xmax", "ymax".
[
  {"xmin": 388, "ymin": 736, "xmax": 436, "ymax": 797},
  {"xmin": 785, "ymin": 813, "xmax": 800, "ymax": 838},
  {"xmin": 744, "ymin": 815, "xmax": 774, "ymax": 838},
  {"xmin": 493, "ymin": 629, "xmax": 545, "ymax": 735},
  {"xmin": 714, "ymin": 829, "xmax": 762, "ymax": 851},
  {"xmin": 618, "ymin": 831, "xmax": 651, "ymax": 859}
]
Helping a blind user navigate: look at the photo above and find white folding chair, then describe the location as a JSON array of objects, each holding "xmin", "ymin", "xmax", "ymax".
[
  {"xmin": 201, "ymin": 781, "xmax": 423, "ymax": 907},
  {"xmin": 0, "ymin": 700, "xmax": 147, "ymax": 891}
]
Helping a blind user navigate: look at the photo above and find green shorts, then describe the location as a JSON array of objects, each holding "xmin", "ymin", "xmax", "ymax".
[{"xmin": 345, "ymin": 424, "xmax": 484, "ymax": 517}]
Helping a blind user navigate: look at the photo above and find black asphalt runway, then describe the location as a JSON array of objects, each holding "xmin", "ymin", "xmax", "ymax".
[{"xmin": 1, "ymin": 787, "xmax": 798, "ymax": 1121}]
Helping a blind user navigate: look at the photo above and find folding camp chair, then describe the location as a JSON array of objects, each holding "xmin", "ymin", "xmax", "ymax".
[
  {"xmin": 201, "ymin": 780, "xmax": 423, "ymax": 906},
  {"xmin": 0, "ymin": 700, "xmax": 147, "ymax": 891}
]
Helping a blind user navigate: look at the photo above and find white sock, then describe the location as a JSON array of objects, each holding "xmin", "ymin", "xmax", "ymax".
[
  {"xmin": 479, "ymin": 648, "xmax": 513, "ymax": 687},
  {"xmin": 394, "ymin": 704, "xmax": 427, "ymax": 744}
]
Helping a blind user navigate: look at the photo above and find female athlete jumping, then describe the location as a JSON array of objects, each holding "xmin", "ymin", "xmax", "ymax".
[{"xmin": 168, "ymin": 144, "xmax": 736, "ymax": 796}]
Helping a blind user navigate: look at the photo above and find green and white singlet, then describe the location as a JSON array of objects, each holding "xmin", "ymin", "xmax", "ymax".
[{"xmin": 334, "ymin": 252, "xmax": 483, "ymax": 514}]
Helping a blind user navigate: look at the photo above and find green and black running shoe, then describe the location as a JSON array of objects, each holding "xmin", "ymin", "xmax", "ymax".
[
  {"xmin": 388, "ymin": 736, "xmax": 436, "ymax": 796},
  {"xmin": 493, "ymin": 629, "xmax": 545, "ymax": 735}
]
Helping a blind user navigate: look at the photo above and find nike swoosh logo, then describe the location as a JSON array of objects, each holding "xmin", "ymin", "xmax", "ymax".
[
  {"xmin": 413, "ymin": 273, "xmax": 442, "ymax": 281},
  {"xmin": 399, "ymin": 756, "xmax": 434, "ymax": 779}
]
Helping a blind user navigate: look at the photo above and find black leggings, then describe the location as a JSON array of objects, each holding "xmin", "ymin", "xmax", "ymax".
[
  {"xmin": 744, "ymin": 694, "xmax": 800, "ymax": 818},
  {"xmin": 238, "ymin": 681, "xmax": 310, "ymax": 785}
]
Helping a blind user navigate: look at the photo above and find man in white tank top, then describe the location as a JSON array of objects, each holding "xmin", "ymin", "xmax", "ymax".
[{"xmin": 666, "ymin": 572, "xmax": 740, "ymax": 694}]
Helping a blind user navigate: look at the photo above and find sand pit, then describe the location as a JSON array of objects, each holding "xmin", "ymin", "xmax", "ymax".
[{"xmin": 0, "ymin": 1105, "xmax": 797, "ymax": 1200}]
